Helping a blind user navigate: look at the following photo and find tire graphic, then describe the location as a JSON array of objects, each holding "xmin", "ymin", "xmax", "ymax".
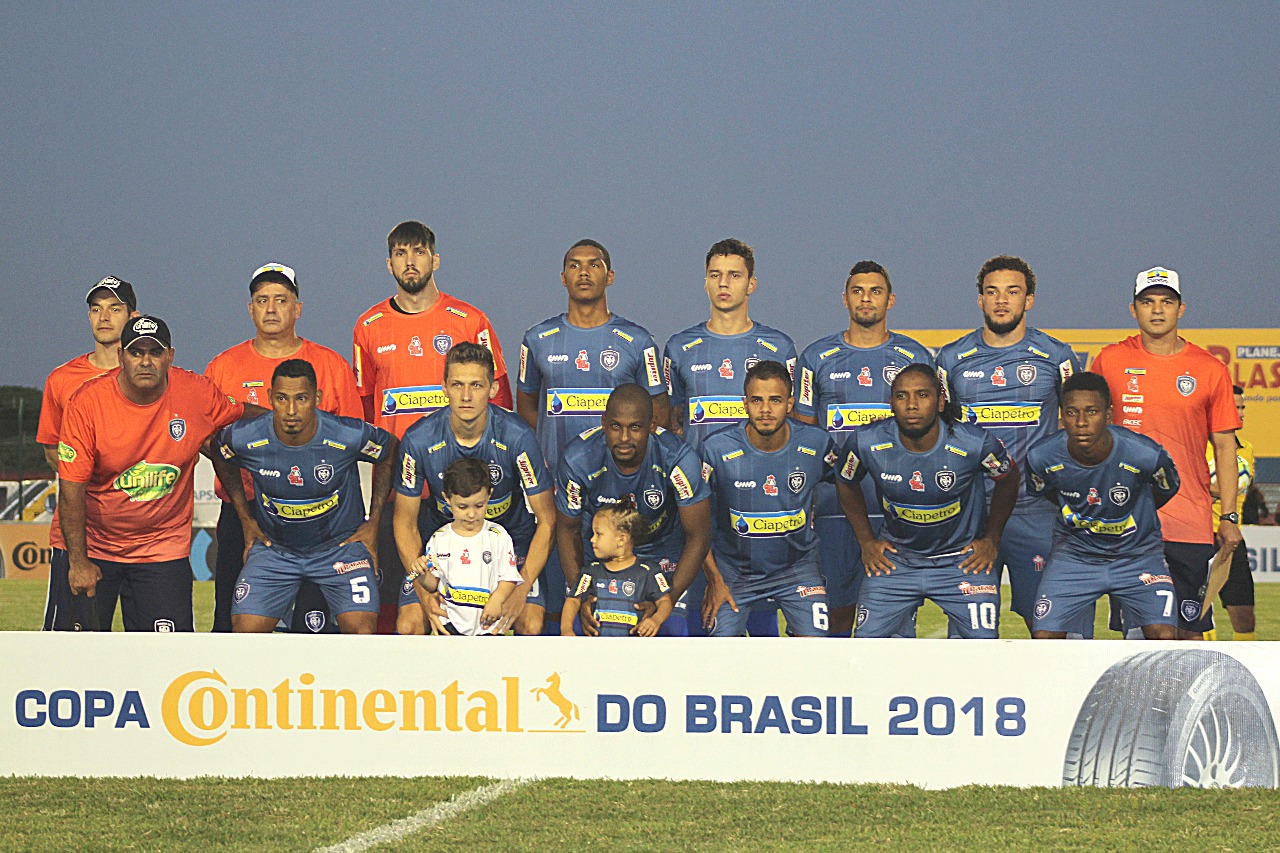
[{"xmin": 1063, "ymin": 650, "xmax": 1280, "ymax": 788}]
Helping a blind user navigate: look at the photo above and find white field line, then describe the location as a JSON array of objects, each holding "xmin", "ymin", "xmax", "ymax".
[{"xmin": 314, "ymin": 778, "xmax": 531, "ymax": 853}]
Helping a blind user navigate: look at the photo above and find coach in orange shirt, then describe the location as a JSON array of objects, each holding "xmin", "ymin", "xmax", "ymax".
[
  {"xmin": 59, "ymin": 316, "xmax": 262, "ymax": 631},
  {"xmin": 38, "ymin": 277, "xmax": 139, "ymax": 630},
  {"xmin": 204, "ymin": 262, "xmax": 362, "ymax": 633},
  {"xmin": 353, "ymin": 222, "xmax": 511, "ymax": 622},
  {"xmin": 1091, "ymin": 266, "xmax": 1242, "ymax": 639}
]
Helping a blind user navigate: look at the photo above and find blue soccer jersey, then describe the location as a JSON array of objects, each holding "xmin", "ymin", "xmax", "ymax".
[
  {"xmin": 838, "ymin": 418, "xmax": 1013, "ymax": 559},
  {"xmin": 936, "ymin": 328, "xmax": 1082, "ymax": 511},
  {"xmin": 518, "ymin": 314, "xmax": 665, "ymax": 471},
  {"xmin": 663, "ymin": 322, "xmax": 797, "ymax": 452},
  {"xmin": 555, "ymin": 427, "xmax": 709, "ymax": 567},
  {"xmin": 699, "ymin": 421, "xmax": 836, "ymax": 598},
  {"xmin": 394, "ymin": 404, "xmax": 551, "ymax": 550},
  {"xmin": 572, "ymin": 558, "xmax": 671, "ymax": 636},
  {"xmin": 1025, "ymin": 426, "xmax": 1180, "ymax": 561},
  {"xmin": 217, "ymin": 411, "xmax": 393, "ymax": 550}
]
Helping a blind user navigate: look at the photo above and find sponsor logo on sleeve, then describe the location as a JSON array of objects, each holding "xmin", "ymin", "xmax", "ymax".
[
  {"xmin": 671, "ymin": 467, "xmax": 695, "ymax": 501},
  {"xmin": 58, "ymin": 442, "xmax": 77, "ymax": 463},
  {"xmin": 644, "ymin": 347, "xmax": 661, "ymax": 387}
]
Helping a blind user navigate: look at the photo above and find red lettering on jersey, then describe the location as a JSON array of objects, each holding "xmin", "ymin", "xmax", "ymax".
[
  {"xmin": 763, "ymin": 475, "xmax": 778, "ymax": 496},
  {"xmin": 575, "ymin": 350, "xmax": 590, "ymax": 371},
  {"xmin": 857, "ymin": 366, "xmax": 873, "ymax": 386},
  {"xmin": 1087, "ymin": 487, "xmax": 1101, "ymax": 505},
  {"xmin": 288, "ymin": 466, "xmax": 303, "ymax": 486},
  {"xmin": 719, "ymin": 359, "xmax": 734, "ymax": 379},
  {"xmin": 991, "ymin": 366, "xmax": 1007, "ymax": 387}
]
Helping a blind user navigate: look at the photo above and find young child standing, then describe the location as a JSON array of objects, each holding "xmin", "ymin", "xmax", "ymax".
[
  {"xmin": 562, "ymin": 500, "xmax": 673, "ymax": 637},
  {"xmin": 410, "ymin": 457, "xmax": 521, "ymax": 636}
]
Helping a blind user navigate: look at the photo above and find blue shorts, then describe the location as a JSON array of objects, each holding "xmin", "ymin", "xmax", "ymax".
[
  {"xmin": 999, "ymin": 509, "xmax": 1053, "ymax": 618},
  {"xmin": 683, "ymin": 571, "xmax": 780, "ymax": 637},
  {"xmin": 856, "ymin": 554, "xmax": 1000, "ymax": 639},
  {"xmin": 816, "ymin": 514, "xmax": 867, "ymax": 610},
  {"xmin": 235, "ymin": 541, "xmax": 380, "ymax": 620},
  {"xmin": 524, "ymin": 546, "xmax": 566, "ymax": 613},
  {"xmin": 711, "ymin": 563, "xmax": 829, "ymax": 637},
  {"xmin": 1032, "ymin": 551, "xmax": 1176, "ymax": 633}
]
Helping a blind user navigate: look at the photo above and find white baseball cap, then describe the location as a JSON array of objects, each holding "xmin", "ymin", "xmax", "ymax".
[{"xmin": 1135, "ymin": 266, "xmax": 1180, "ymax": 297}]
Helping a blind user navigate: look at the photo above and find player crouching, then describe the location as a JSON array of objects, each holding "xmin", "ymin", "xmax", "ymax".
[
  {"xmin": 837, "ymin": 364, "xmax": 1019, "ymax": 638},
  {"xmin": 1024, "ymin": 372, "xmax": 1180, "ymax": 640},
  {"xmin": 408, "ymin": 458, "xmax": 523, "ymax": 636},
  {"xmin": 212, "ymin": 359, "xmax": 397, "ymax": 634}
]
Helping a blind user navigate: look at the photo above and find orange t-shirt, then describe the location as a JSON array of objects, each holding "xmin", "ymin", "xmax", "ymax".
[
  {"xmin": 58, "ymin": 368, "xmax": 244, "ymax": 562},
  {"xmin": 352, "ymin": 293, "xmax": 511, "ymax": 438},
  {"xmin": 1091, "ymin": 335, "xmax": 1241, "ymax": 544},
  {"xmin": 38, "ymin": 354, "xmax": 111, "ymax": 550},
  {"xmin": 204, "ymin": 338, "xmax": 362, "ymax": 501}
]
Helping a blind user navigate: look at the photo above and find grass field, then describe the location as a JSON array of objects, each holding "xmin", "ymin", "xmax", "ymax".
[
  {"xmin": 1, "ymin": 578, "xmax": 1275, "ymax": 637},
  {"xmin": 4, "ymin": 579, "xmax": 1276, "ymax": 851}
]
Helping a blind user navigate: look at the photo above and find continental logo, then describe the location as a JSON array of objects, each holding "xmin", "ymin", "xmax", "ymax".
[
  {"xmin": 730, "ymin": 508, "xmax": 807, "ymax": 537},
  {"xmin": 689, "ymin": 396, "xmax": 745, "ymax": 424},
  {"xmin": 825, "ymin": 403, "xmax": 891, "ymax": 431},
  {"xmin": 546, "ymin": 389, "xmax": 609, "ymax": 416},
  {"xmin": 113, "ymin": 462, "xmax": 180, "ymax": 502},
  {"xmin": 882, "ymin": 498, "xmax": 960, "ymax": 525},
  {"xmin": 159, "ymin": 671, "xmax": 566, "ymax": 744},
  {"xmin": 57, "ymin": 442, "xmax": 77, "ymax": 463},
  {"xmin": 262, "ymin": 491, "xmax": 340, "ymax": 520},
  {"xmin": 961, "ymin": 403, "xmax": 1040, "ymax": 427},
  {"xmin": 382, "ymin": 386, "xmax": 447, "ymax": 416},
  {"xmin": 1061, "ymin": 505, "xmax": 1136, "ymax": 537}
]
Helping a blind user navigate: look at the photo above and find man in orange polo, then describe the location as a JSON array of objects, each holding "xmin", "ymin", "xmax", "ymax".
[
  {"xmin": 1091, "ymin": 266, "xmax": 1242, "ymax": 639},
  {"xmin": 59, "ymin": 316, "xmax": 260, "ymax": 631},
  {"xmin": 204, "ymin": 262, "xmax": 362, "ymax": 632}
]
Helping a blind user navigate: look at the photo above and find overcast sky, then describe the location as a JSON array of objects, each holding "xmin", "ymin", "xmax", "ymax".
[{"xmin": 3, "ymin": 2, "xmax": 1276, "ymax": 388}]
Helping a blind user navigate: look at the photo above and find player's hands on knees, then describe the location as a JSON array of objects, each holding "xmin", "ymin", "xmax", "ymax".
[
  {"xmin": 341, "ymin": 520, "xmax": 381, "ymax": 570},
  {"xmin": 861, "ymin": 540, "xmax": 898, "ymax": 576},
  {"xmin": 580, "ymin": 596, "xmax": 601, "ymax": 637},
  {"xmin": 1217, "ymin": 520, "xmax": 1244, "ymax": 552},
  {"xmin": 959, "ymin": 537, "xmax": 998, "ymax": 574},
  {"xmin": 702, "ymin": 578, "xmax": 738, "ymax": 632},
  {"xmin": 634, "ymin": 616, "xmax": 661, "ymax": 637},
  {"xmin": 240, "ymin": 517, "xmax": 273, "ymax": 562},
  {"xmin": 68, "ymin": 554, "xmax": 101, "ymax": 597}
]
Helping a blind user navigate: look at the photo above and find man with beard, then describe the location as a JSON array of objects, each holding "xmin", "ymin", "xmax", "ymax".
[
  {"xmin": 794, "ymin": 261, "xmax": 932, "ymax": 636},
  {"xmin": 837, "ymin": 364, "xmax": 1019, "ymax": 639},
  {"xmin": 39, "ymin": 276, "xmax": 139, "ymax": 630},
  {"xmin": 353, "ymin": 221, "xmax": 511, "ymax": 624},
  {"xmin": 698, "ymin": 361, "xmax": 836, "ymax": 636},
  {"xmin": 935, "ymin": 256, "xmax": 1084, "ymax": 635}
]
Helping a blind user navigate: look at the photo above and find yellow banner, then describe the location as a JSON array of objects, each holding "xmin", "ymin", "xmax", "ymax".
[
  {"xmin": 0, "ymin": 522, "xmax": 51, "ymax": 579},
  {"xmin": 903, "ymin": 328, "xmax": 1280, "ymax": 457}
]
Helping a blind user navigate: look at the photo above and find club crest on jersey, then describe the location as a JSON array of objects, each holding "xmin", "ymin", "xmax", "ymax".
[
  {"xmin": 488, "ymin": 463, "xmax": 503, "ymax": 485},
  {"xmin": 1086, "ymin": 487, "xmax": 1101, "ymax": 505},
  {"xmin": 1109, "ymin": 485, "xmax": 1130, "ymax": 505},
  {"xmin": 719, "ymin": 359, "xmax": 734, "ymax": 379},
  {"xmin": 744, "ymin": 357, "xmax": 759, "ymax": 371},
  {"xmin": 991, "ymin": 366, "xmax": 1007, "ymax": 387},
  {"xmin": 882, "ymin": 364, "xmax": 901, "ymax": 385},
  {"xmin": 314, "ymin": 463, "xmax": 334, "ymax": 484},
  {"xmin": 857, "ymin": 367, "xmax": 873, "ymax": 386},
  {"xmin": 429, "ymin": 334, "xmax": 451, "ymax": 355},
  {"xmin": 408, "ymin": 336, "xmax": 424, "ymax": 357},
  {"xmin": 1017, "ymin": 364, "xmax": 1036, "ymax": 385},
  {"xmin": 1127, "ymin": 375, "xmax": 1140, "ymax": 393},
  {"xmin": 168, "ymin": 417, "xmax": 186, "ymax": 441},
  {"xmin": 1029, "ymin": 471, "xmax": 1045, "ymax": 491},
  {"xmin": 788, "ymin": 471, "xmax": 806, "ymax": 493},
  {"xmin": 643, "ymin": 488, "xmax": 663, "ymax": 510},
  {"xmin": 763, "ymin": 475, "xmax": 779, "ymax": 496},
  {"xmin": 935, "ymin": 470, "xmax": 955, "ymax": 491},
  {"xmin": 305, "ymin": 610, "xmax": 325, "ymax": 632},
  {"xmin": 608, "ymin": 578, "xmax": 618, "ymax": 594},
  {"xmin": 1176, "ymin": 374, "xmax": 1196, "ymax": 397},
  {"xmin": 1033, "ymin": 555, "xmax": 1046, "ymax": 572},
  {"xmin": 1153, "ymin": 467, "xmax": 1170, "ymax": 490},
  {"xmin": 622, "ymin": 580, "xmax": 636, "ymax": 597},
  {"xmin": 575, "ymin": 350, "xmax": 590, "ymax": 371},
  {"xmin": 483, "ymin": 550, "xmax": 492, "ymax": 564},
  {"xmin": 601, "ymin": 349, "xmax": 620, "ymax": 371},
  {"xmin": 288, "ymin": 466, "xmax": 303, "ymax": 486}
]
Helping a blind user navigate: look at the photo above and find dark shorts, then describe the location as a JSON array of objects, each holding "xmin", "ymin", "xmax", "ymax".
[
  {"xmin": 1163, "ymin": 541, "xmax": 1217, "ymax": 633},
  {"xmin": 44, "ymin": 548, "xmax": 193, "ymax": 632},
  {"xmin": 1219, "ymin": 541, "xmax": 1255, "ymax": 607}
]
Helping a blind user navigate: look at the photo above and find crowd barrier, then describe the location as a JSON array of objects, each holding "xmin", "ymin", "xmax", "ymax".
[{"xmin": 3, "ymin": 634, "xmax": 1279, "ymax": 788}]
